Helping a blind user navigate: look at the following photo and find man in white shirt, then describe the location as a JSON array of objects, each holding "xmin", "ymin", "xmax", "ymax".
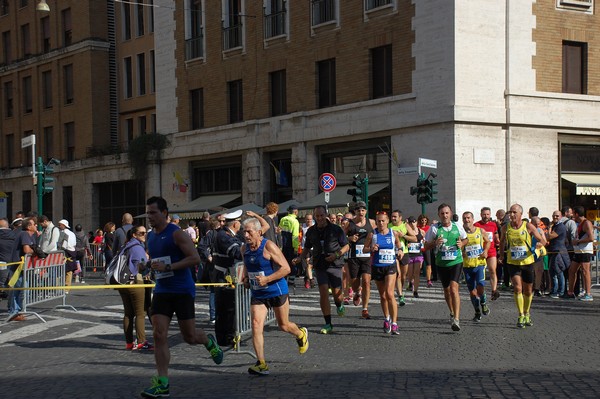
[
  {"xmin": 38, "ymin": 215, "xmax": 60, "ymax": 253},
  {"xmin": 57, "ymin": 219, "xmax": 78, "ymax": 292}
]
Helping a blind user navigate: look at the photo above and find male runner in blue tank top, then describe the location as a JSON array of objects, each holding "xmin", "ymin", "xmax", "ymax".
[
  {"xmin": 141, "ymin": 196, "xmax": 223, "ymax": 398},
  {"xmin": 241, "ymin": 218, "xmax": 309, "ymax": 375}
]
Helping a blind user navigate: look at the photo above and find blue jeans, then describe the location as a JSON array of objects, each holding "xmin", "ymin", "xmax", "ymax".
[
  {"xmin": 7, "ymin": 269, "xmax": 23, "ymax": 315},
  {"xmin": 209, "ymin": 287, "xmax": 216, "ymax": 321},
  {"xmin": 549, "ymin": 252, "xmax": 568, "ymax": 296}
]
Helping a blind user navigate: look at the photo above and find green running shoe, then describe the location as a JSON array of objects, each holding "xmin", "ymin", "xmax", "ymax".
[
  {"xmin": 517, "ymin": 315, "xmax": 526, "ymax": 328},
  {"xmin": 248, "ymin": 361, "xmax": 270, "ymax": 376},
  {"xmin": 398, "ymin": 295, "xmax": 406, "ymax": 307},
  {"xmin": 481, "ymin": 302, "xmax": 490, "ymax": 316},
  {"xmin": 337, "ymin": 304, "xmax": 346, "ymax": 316},
  {"xmin": 319, "ymin": 324, "xmax": 333, "ymax": 334},
  {"xmin": 206, "ymin": 334, "xmax": 223, "ymax": 364},
  {"xmin": 141, "ymin": 376, "xmax": 170, "ymax": 398},
  {"xmin": 524, "ymin": 314, "xmax": 533, "ymax": 327}
]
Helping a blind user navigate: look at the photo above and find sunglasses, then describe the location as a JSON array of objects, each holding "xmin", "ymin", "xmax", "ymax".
[
  {"xmin": 376, "ymin": 211, "xmax": 387, "ymax": 215},
  {"xmin": 136, "ymin": 231, "xmax": 147, "ymax": 235}
]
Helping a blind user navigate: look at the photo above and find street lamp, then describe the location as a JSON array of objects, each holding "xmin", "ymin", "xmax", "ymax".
[{"xmin": 36, "ymin": 0, "xmax": 50, "ymax": 12}]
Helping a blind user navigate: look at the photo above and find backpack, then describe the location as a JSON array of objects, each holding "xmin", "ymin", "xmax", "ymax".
[{"xmin": 104, "ymin": 243, "xmax": 141, "ymax": 285}]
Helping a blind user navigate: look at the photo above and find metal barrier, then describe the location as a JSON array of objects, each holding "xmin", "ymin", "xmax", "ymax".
[
  {"xmin": 82, "ymin": 243, "xmax": 105, "ymax": 277},
  {"xmin": 13, "ymin": 252, "xmax": 77, "ymax": 323},
  {"xmin": 230, "ymin": 264, "xmax": 276, "ymax": 358}
]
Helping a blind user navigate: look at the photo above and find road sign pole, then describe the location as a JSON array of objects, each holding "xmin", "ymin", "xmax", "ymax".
[{"xmin": 36, "ymin": 157, "xmax": 44, "ymax": 217}]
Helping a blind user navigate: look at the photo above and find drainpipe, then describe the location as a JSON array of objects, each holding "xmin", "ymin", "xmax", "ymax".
[{"xmin": 504, "ymin": 0, "xmax": 512, "ymax": 208}]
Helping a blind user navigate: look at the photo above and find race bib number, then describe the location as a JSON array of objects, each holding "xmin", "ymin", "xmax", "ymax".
[
  {"xmin": 377, "ymin": 249, "xmax": 396, "ymax": 264},
  {"xmin": 487, "ymin": 232, "xmax": 493, "ymax": 242},
  {"xmin": 355, "ymin": 244, "xmax": 370, "ymax": 258},
  {"xmin": 408, "ymin": 242, "xmax": 422, "ymax": 254},
  {"xmin": 441, "ymin": 246, "xmax": 458, "ymax": 261},
  {"xmin": 153, "ymin": 256, "xmax": 174, "ymax": 280},
  {"xmin": 465, "ymin": 244, "xmax": 483, "ymax": 259},
  {"xmin": 511, "ymin": 246, "xmax": 528, "ymax": 260},
  {"xmin": 248, "ymin": 271, "xmax": 267, "ymax": 290}
]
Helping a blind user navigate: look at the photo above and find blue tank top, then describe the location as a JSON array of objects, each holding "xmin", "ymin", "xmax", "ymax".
[
  {"xmin": 372, "ymin": 229, "xmax": 397, "ymax": 267},
  {"xmin": 148, "ymin": 223, "xmax": 196, "ymax": 297},
  {"xmin": 243, "ymin": 238, "xmax": 288, "ymax": 299}
]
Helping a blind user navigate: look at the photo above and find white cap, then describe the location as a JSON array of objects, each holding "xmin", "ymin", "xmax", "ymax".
[
  {"xmin": 223, "ymin": 209, "xmax": 243, "ymax": 221},
  {"xmin": 58, "ymin": 219, "xmax": 70, "ymax": 229}
]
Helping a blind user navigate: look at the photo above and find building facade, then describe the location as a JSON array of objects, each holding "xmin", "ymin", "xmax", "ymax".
[{"xmin": 1, "ymin": 0, "xmax": 599, "ymax": 229}]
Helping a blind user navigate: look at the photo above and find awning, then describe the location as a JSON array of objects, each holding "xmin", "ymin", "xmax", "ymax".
[
  {"xmin": 212, "ymin": 202, "xmax": 265, "ymax": 217},
  {"xmin": 298, "ymin": 183, "xmax": 389, "ymax": 210},
  {"xmin": 562, "ymin": 173, "xmax": 600, "ymax": 195}
]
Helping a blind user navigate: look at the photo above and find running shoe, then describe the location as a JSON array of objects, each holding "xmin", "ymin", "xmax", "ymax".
[
  {"xmin": 549, "ymin": 293, "xmax": 559, "ymax": 299},
  {"xmin": 125, "ymin": 342, "xmax": 135, "ymax": 350},
  {"xmin": 481, "ymin": 303, "xmax": 490, "ymax": 316},
  {"xmin": 579, "ymin": 294, "xmax": 594, "ymax": 302},
  {"xmin": 408, "ymin": 282, "xmax": 413, "ymax": 292},
  {"xmin": 304, "ymin": 278, "xmax": 310, "ymax": 289},
  {"xmin": 296, "ymin": 327, "xmax": 309, "ymax": 354},
  {"xmin": 517, "ymin": 315, "xmax": 526, "ymax": 328},
  {"xmin": 426, "ymin": 280, "xmax": 433, "ymax": 288},
  {"xmin": 413, "ymin": 291, "xmax": 419, "ymax": 298},
  {"xmin": 451, "ymin": 319, "xmax": 461, "ymax": 331},
  {"xmin": 310, "ymin": 278, "xmax": 316, "ymax": 288},
  {"xmin": 133, "ymin": 341, "xmax": 154, "ymax": 351},
  {"xmin": 383, "ymin": 319, "xmax": 391, "ymax": 334},
  {"xmin": 473, "ymin": 312, "xmax": 482, "ymax": 322},
  {"xmin": 343, "ymin": 296, "xmax": 350, "ymax": 305},
  {"xmin": 337, "ymin": 304, "xmax": 346, "ymax": 317},
  {"xmin": 206, "ymin": 334, "xmax": 223, "ymax": 364},
  {"xmin": 524, "ymin": 314, "xmax": 533, "ymax": 327},
  {"xmin": 391, "ymin": 323, "xmax": 399, "ymax": 335},
  {"xmin": 141, "ymin": 376, "xmax": 169, "ymax": 398},
  {"xmin": 319, "ymin": 324, "xmax": 333, "ymax": 334},
  {"xmin": 353, "ymin": 292, "xmax": 361, "ymax": 306},
  {"xmin": 361, "ymin": 309, "xmax": 371, "ymax": 319},
  {"xmin": 248, "ymin": 361, "xmax": 270, "ymax": 376},
  {"xmin": 398, "ymin": 295, "xmax": 406, "ymax": 307},
  {"xmin": 491, "ymin": 290, "xmax": 500, "ymax": 301}
]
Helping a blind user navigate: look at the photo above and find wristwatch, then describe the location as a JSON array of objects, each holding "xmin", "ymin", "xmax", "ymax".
[{"xmin": 164, "ymin": 264, "xmax": 172, "ymax": 272}]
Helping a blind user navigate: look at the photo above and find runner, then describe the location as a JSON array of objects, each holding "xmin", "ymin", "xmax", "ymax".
[
  {"xmin": 568, "ymin": 206, "xmax": 594, "ymax": 301},
  {"xmin": 474, "ymin": 207, "xmax": 500, "ymax": 300},
  {"xmin": 389, "ymin": 210, "xmax": 415, "ymax": 306},
  {"xmin": 462, "ymin": 212, "xmax": 491, "ymax": 322},
  {"xmin": 405, "ymin": 217, "xmax": 425, "ymax": 298},
  {"xmin": 363, "ymin": 212, "xmax": 402, "ymax": 335},
  {"xmin": 241, "ymin": 218, "xmax": 309, "ymax": 376},
  {"xmin": 499, "ymin": 204, "xmax": 547, "ymax": 328}
]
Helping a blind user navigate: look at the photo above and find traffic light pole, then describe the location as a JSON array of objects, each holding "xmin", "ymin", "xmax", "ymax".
[{"xmin": 36, "ymin": 156, "xmax": 44, "ymax": 217}]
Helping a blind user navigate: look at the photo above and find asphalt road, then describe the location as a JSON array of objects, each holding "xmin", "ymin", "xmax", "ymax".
[{"xmin": 1, "ymin": 277, "xmax": 599, "ymax": 399}]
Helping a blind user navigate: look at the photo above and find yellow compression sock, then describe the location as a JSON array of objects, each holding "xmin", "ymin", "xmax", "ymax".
[
  {"xmin": 523, "ymin": 293, "xmax": 533, "ymax": 314},
  {"xmin": 514, "ymin": 292, "xmax": 524, "ymax": 314}
]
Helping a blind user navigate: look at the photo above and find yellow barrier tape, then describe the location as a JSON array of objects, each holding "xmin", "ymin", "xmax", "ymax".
[
  {"xmin": 0, "ymin": 282, "xmax": 235, "ymax": 291},
  {"xmin": 232, "ymin": 334, "xmax": 241, "ymax": 351},
  {"xmin": 7, "ymin": 258, "xmax": 25, "ymax": 287}
]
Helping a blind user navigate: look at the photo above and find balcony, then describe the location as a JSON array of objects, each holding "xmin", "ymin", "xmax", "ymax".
[
  {"xmin": 185, "ymin": 34, "xmax": 204, "ymax": 60},
  {"xmin": 223, "ymin": 23, "xmax": 242, "ymax": 51},
  {"xmin": 311, "ymin": 0, "xmax": 335, "ymax": 26},
  {"xmin": 264, "ymin": 9, "xmax": 286, "ymax": 39},
  {"xmin": 364, "ymin": 0, "xmax": 392, "ymax": 11}
]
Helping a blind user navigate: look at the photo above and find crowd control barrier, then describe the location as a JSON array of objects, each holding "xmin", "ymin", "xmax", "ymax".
[
  {"xmin": 230, "ymin": 264, "xmax": 276, "ymax": 358},
  {"xmin": 11, "ymin": 252, "xmax": 77, "ymax": 323},
  {"xmin": 82, "ymin": 243, "xmax": 105, "ymax": 277}
]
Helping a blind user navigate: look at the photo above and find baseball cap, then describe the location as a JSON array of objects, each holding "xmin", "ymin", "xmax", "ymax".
[
  {"xmin": 408, "ymin": 216, "xmax": 416, "ymax": 223},
  {"xmin": 171, "ymin": 214, "xmax": 181, "ymax": 220},
  {"xmin": 288, "ymin": 204, "xmax": 299, "ymax": 212},
  {"xmin": 355, "ymin": 201, "xmax": 367, "ymax": 209}
]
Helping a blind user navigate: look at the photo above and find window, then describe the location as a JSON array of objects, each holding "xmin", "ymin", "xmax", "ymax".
[
  {"xmin": 149, "ymin": 51, "xmax": 155, "ymax": 92},
  {"xmin": 151, "ymin": 114, "xmax": 156, "ymax": 133},
  {"xmin": 311, "ymin": 0, "xmax": 336, "ymax": 26},
  {"xmin": 0, "ymin": 0, "xmax": 8, "ymax": 16},
  {"xmin": 62, "ymin": 186, "xmax": 73, "ymax": 225},
  {"xmin": 125, "ymin": 118, "xmax": 134, "ymax": 142},
  {"xmin": 64, "ymin": 122, "xmax": 75, "ymax": 161},
  {"xmin": 317, "ymin": 58, "xmax": 336, "ymax": 108},
  {"xmin": 43, "ymin": 126, "xmax": 53, "ymax": 160},
  {"xmin": 563, "ymin": 41, "xmax": 587, "ymax": 94},
  {"xmin": 19, "ymin": 0, "xmax": 28, "ymax": 8},
  {"xmin": 270, "ymin": 69, "xmax": 286, "ymax": 116},
  {"xmin": 192, "ymin": 164, "xmax": 242, "ymax": 195},
  {"xmin": 64, "ymin": 64, "xmax": 74, "ymax": 104},
  {"xmin": 264, "ymin": 0, "xmax": 286, "ymax": 39},
  {"xmin": 42, "ymin": 70, "xmax": 52, "ymax": 108},
  {"xmin": 21, "ymin": 24, "xmax": 31, "ymax": 57},
  {"xmin": 62, "ymin": 8, "xmax": 72, "ymax": 46},
  {"xmin": 2, "ymin": 31, "xmax": 11, "ymax": 64},
  {"xmin": 122, "ymin": 3, "xmax": 132, "ymax": 40},
  {"xmin": 223, "ymin": 0, "xmax": 243, "ymax": 50},
  {"xmin": 138, "ymin": 115, "xmax": 147, "ymax": 135},
  {"xmin": 557, "ymin": 0, "xmax": 594, "ymax": 13},
  {"xmin": 228, "ymin": 80, "xmax": 243, "ymax": 123},
  {"xmin": 4, "ymin": 81, "xmax": 13, "ymax": 117},
  {"xmin": 5, "ymin": 134, "xmax": 14, "ymax": 168},
  {"xmin": 364, "ymin": 0, "xmax": 393, "ymax": 10},
  {"xmin": 371, "ymin": 44, "xmax": 393, "ymax": 98},
  {"xmin": 185, "ymin": 0, "xmax": 204, "ymax": 60},
  {"xmin": 22, "ymin": 190, "xmax": 31, "ymax": 215},
  {"xmin": 190, "ymin": 88, "xmax": 204, "ymax": 129},
  {"xmin": 148, "ymin": 0, "xmax": 154, "ymax": 32},
  {"xmin": 124, "ymin": 57, "xmax": 133, "ymax": 98},
  {"xmin": 22, "ymin": 76, "xmax": 32, "ymax": 114},
  {"xmin": 41, "ymin": 16, "xmax": 50, "ymax": 53},
  {"xmin": 137, "ymin": 53, "xmax": 146, "ymax": 95},
  {"xmin": 136, "ymin": 1, "xmax": 145, "ymax": 36}
]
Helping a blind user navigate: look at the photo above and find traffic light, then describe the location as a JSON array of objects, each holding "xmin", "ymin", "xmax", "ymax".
[
  {"xmin": 427, "ymin": 177, "xmax": 438, "ymax": 203},
  {"xmin": 347, "ymin": 175, "xmax": 364, "ymax": 203},
  {"xmin": 37, "ymin": 157, "xmax": 59, "ymax": 195},
  {"xmin": 417, "ymin": 174, "xmax": 431, "ymax": 204}
]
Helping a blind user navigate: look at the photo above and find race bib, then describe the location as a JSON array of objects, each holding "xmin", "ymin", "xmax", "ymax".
[
  {"xmin": 487, "ymin": 232, "xmax": 493, "ymax": 242},
  {"xmin": 510, "ymin": 246, "xmax": 528, "ymax": 260},
  {"xmin": 441, "ymin": 246, "xmax": 458, "ymax": 261},
  {"xmin": 248, "ymin": 271, "xmax": 267, "ymax": 290},
  {"xmin": 355, "ymin": 244, "xmax": 370, "ymax": 258},
  {"xmin": 465, "ymin": 244, "xmax": 483, "ymax": 259},
  {"xmin": 408, "ymin": 242, "xmax": 422, "ymax": 254},
  {"xmin": 377, "ymin": 248, "xmax": 396, "ymax": 264}
]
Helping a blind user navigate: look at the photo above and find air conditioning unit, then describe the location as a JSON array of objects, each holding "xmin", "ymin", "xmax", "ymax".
[{"xmin": 559, "ymin": 0, "xmax": 593, "ymax": 7}]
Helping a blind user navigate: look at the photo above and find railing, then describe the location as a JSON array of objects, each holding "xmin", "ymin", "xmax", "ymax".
[
  {"xmin": 311, "ymin": 0, "xmax": 335, "ymax": 26},
  {"xmin": 82, "ymin": 243, "xmax": 105, "ymax": 277},
  {"xmin": 364, "ymin": 0, "xmax": 392, "ymax": 11},
  {"xmin": 223, "ymin": 23, "xmax": 243, "ymax": 50},
  {"xmin": 264, "ymin": 9, "xmax": 286, "ymax": 39},
  {"xmin": 186, "ymin": 34, "xmax": 204, "ymax": 60}
]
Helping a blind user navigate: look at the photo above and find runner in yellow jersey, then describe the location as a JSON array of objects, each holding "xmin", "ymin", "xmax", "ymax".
[
  {"xmin": 499, "ymin": 204, "xmax": 547, "ymax": 328},
  {"xmin": 462, "ymin": 212, "xmax": 491, "ymax": 322},
  {"xmin": 389, "ymin": 210, "xmax": 416, "ymax": 306}
]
